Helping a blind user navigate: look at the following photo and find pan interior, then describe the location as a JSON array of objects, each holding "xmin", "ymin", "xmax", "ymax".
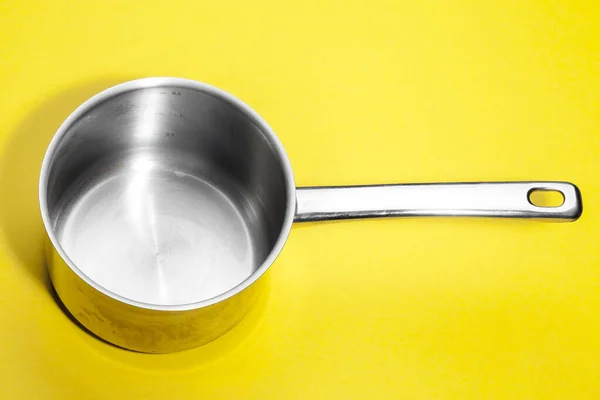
[
  {"xmin": 54, "ymin": 156, "xmax": 264, "ymax": 305},
  {"xmin": 44, "ymin": 85, "xmax": 290, "ymax": 306}
]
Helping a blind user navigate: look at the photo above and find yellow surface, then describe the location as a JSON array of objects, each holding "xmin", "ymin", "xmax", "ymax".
[{"xmin": 1, "ymin": 0, "xmax": 599, "ymax": 398}]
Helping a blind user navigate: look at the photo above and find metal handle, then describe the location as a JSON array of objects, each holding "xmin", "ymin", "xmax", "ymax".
[{"xmin": 294, "ymin": 181, "xmax": 582, "ymax": 222}]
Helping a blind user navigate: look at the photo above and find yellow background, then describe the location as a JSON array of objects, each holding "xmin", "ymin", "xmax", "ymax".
[{"xmin": 1, "ymin": 0, "xmax": 599, "ymax": 398}]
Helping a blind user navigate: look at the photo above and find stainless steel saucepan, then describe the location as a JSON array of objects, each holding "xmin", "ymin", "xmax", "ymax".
[{"xmin": 39, "ymin": 78, "xmax": 582, "ymax": 353}]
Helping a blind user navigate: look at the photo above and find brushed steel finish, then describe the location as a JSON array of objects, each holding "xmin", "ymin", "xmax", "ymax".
[
  {"xmin": 295, "ymin": 182, "xmax": 582, "ymax": 222},
  {"xmin": 39, "ymin": 77, "xmax": 583, "ymax": 353},
  {"xmin": 40, "ymin": 78, "xmax": 296, "ymax": 352},
  {"xmin": 56, "ymin": 165, "xmax": 261, "ymax": 305}
]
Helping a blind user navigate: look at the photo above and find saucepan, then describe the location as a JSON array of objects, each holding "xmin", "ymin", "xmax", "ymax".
[{"xmin": 39, "ymin": 78, "xmax": 582, "ymax": 353}]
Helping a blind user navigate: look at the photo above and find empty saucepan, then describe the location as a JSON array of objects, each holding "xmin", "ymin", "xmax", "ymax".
[{"xmin": 39, "ymin": 78, "xmax": 582, "ymax": 353}]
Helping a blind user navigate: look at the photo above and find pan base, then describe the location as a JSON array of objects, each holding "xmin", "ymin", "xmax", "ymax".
[{"xmin": 54, "ymin": 165, "xmax": 265, "ymax": 306}]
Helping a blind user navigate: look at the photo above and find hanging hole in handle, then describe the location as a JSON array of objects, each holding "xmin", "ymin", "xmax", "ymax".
[{"xmin": 528, "ymin": 189, "xmax": 565, "ymax": 207}]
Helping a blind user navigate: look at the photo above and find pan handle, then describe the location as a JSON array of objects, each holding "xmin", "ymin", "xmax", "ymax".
[{"xmin": 294, "ymin": 181, "xmax": 582, "ymax": 222}]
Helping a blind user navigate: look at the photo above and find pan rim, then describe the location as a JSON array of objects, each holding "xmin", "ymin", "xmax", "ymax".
[{"xmin": 38, "ymin": 77, "xmax": 297, "ymax": 312}]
